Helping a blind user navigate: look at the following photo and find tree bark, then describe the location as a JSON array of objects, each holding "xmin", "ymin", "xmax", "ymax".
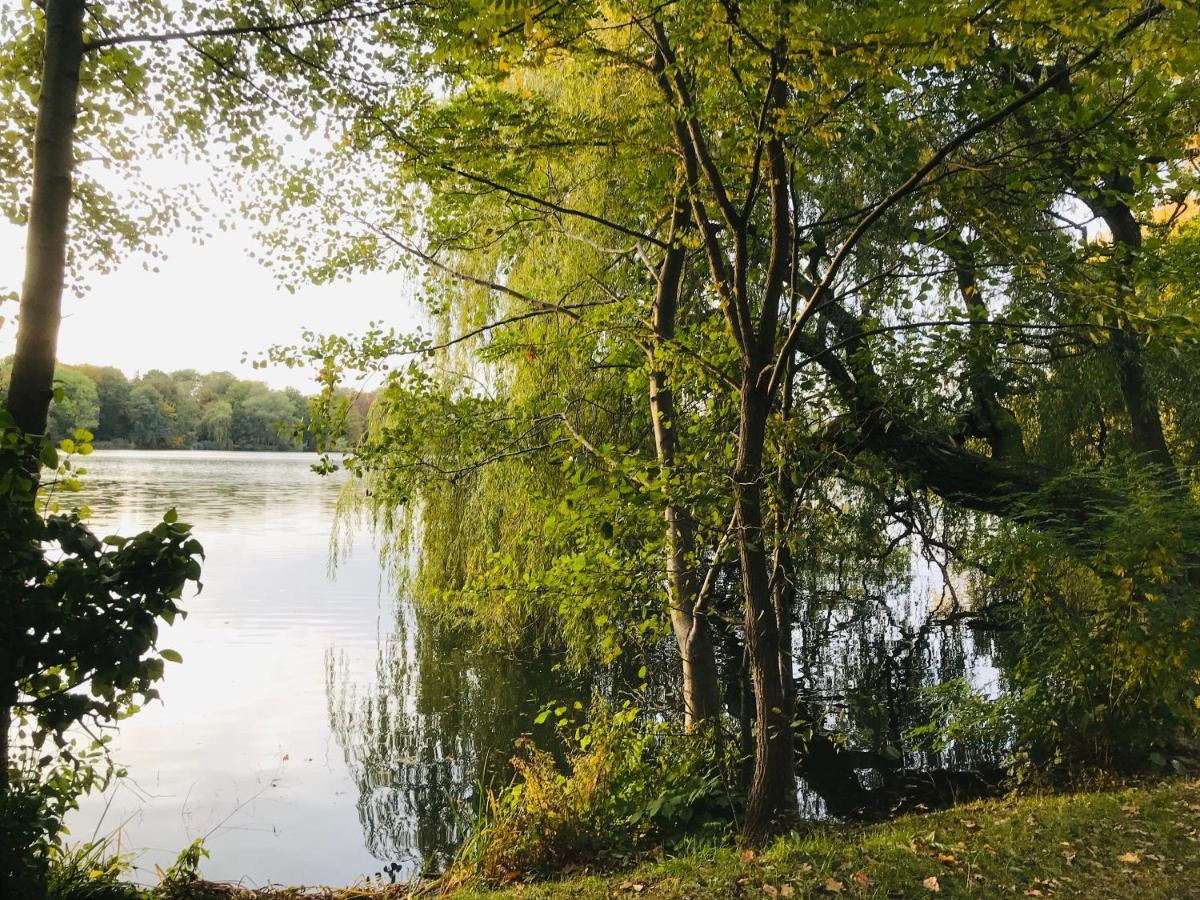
[
  {"xmin": 5, "ymin": 0, "xmax": 85, "ymax": 437},
  {"xmin": 651, "ymin": 368, "xmax": 721, "ymax": 726},
  {"xmin": 1086, "ymin": 189, "xmax": 1175, "ymax": 473},
  {"xmin": 737, "ymin": 384, "xmax": 796, "ymax": 841},
  {"xmin": 648, "ymin": 201, "xmax": 721, "ymax": 728}
]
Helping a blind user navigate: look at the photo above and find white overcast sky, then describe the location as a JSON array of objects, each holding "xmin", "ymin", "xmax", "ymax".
[
  {"xmin": 0, "ymin": 1, "xmax": 421, "ymax": 392},
  {"xmin": 0, "ymin": 215, "xmax": 417, "ymax": 392}
]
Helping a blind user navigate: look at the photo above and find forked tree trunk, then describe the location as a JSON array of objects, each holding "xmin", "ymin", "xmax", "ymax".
[{"xmin": 5, "ymin": 0, "xmax": 85, "ymax": 437}]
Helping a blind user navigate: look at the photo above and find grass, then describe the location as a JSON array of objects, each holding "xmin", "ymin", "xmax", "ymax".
[
  {"xmin": 57, "ymin": 778, "xmax": 1200, "ymax": 899},
  {"xmin": 453, "ymin": 777, "xmax": 1200, "ymax": 899}
]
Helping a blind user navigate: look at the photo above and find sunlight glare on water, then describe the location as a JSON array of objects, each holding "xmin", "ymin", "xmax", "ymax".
[{"xmin": 68, "ymin": 451, "xmax": 394, "ymax": 888}]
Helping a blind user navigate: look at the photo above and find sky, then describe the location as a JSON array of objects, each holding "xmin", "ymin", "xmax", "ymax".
[
  {"xmin": 0, "ymin": 1, "xmax": 429, "ymax": 394},
  {"xmin": 0, "ymin": 205, "xmax": 419, "ymax": 393}
]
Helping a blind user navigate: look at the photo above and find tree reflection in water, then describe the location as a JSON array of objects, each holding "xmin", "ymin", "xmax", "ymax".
[
  {"xmin": 327, "ymin": 555, "xmax": 1001, "ymax": 875},
  {"xmin": 325, "ymin": 609, "xmax": 571, "ymax": 877}
]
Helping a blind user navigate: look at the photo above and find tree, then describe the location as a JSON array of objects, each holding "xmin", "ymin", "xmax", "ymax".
[
  {"xmin": 2, "ymin": 0, "xmax": 412, "ymax": 437},
  {"xmin": 74, "ymin": 365, "xmax": 130, "ymax": 441},
  {"xmin": 127, "ymin": 381, "xmax": 171, "ymax": 449},
  {"xmin": 198, "ymin": 398, "xmax": 234, "ymax": 448},
  {"xmin": 43, "ymin": 366, "xmax": 97, "ymax": 440},
  {"xmin": 253, "ymin": 0, "xmax": 1200, "ymax": 840}
]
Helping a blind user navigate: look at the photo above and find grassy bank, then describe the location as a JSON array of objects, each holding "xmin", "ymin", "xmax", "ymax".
[{"xmin": 79, "ymin": 778, "xmax": 1200, "ymax": 899}]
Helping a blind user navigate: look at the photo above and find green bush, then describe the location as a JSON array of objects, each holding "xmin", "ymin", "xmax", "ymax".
[
  {"xmin": 984, "ymin": 463, "xmax": 1200, "ymax": 771},
  {"xmin": 904, "ymin": 679, "xmax": 1015, "ymax": 768},
  {"xmin": 1, "ymin": 773, "xmax": 52, "ymax": 897},
  {"xmin": 451, "ymin": 700, "xmax": 735, "ymax": 884}
]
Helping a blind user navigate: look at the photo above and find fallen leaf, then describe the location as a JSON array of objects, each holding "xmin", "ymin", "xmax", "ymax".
[
  {"xmin": 851, "ymin": 871, "xmax": 871, "ymax": 886},
  {"xmin": 962, "ymin": 820, "xmax": 980, "ymax": 831},
  {"xmin": 740, "ymin": 849, "xmax": 757, "ymax": 862},
  {"xmin": 821, "ymin": 877, "xmax": 844, "ymax": 893},
  {"xmin": 937, "ymin": 853, "xmax": 957, "ymax": 864},
  {"xmin": 1122, "ymin": 804, "xmax": 1140, "ymax": 816},
  {"xmin": 1062, "ymin": 849, "xmax": 1077, "ymax": 864},
  {"xmin": 1025, "ymin": 890, "xmax": 1043, "ymax": 898},
  {"xmin": 781, "ymin": 886, "xmax": 795, "ymax": 898},
  {"xmin": 762, "ymin": 885, "xmax": 778, "ymax": 898},
  {"xmin": 1118, "ymin": 852, "xmax": 1141, "ymax": 865},
  {"xmin": 923, "ymin": 875, "xmax": 941, "ymax": 892}
]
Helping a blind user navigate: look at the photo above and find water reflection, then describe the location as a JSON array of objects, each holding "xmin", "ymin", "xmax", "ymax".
[
  {"xmin": 326, "ymin": 615, "xmax": 572, "ymax": 875},
  {"xmin": 69, "ymin": 451, "xmax": 391, "ymax": 887},
  {"xmin": 63, "ymin": 451, "xmax": 1000, "ymax": 886}
]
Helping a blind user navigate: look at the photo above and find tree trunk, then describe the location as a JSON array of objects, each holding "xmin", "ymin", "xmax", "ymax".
[
  {"xmin": 771, "ymin": 328, "xmax": 800, "ymax": 709},
  {"xmin": 2, "ymin": 0, "xmax": 86, "ymax": 814},
  {"xmin": 736, "ymin": 384, "xmax": 796, "ymax": 841},
  {"xmin": 648, "ymin": 201, "xmax": 721, "ymax": 729},
  {"xmin": 1112, "ymin": 324, "xmax": 1174, "ymax": 472},
  {"xmin": 1088, "ymin": 192, "xmax": 1175, "ymax": 474},
  {"xmin": 5, "ymin": 0, "xmax": 85, "ymax": 437},
  {"xmin": 664, "ymin": 502, "xmax": 723, "ymax": 727},
  {"xmin": 650, "ymin": 371, "xmax": 721, "ymax": 728}
]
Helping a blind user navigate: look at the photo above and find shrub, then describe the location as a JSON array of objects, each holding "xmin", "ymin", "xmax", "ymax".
[
  {"xmin": 982, "ymin": 462, "xmax": 1200, "ymax": 771},
  {"xmin": 904, "ymin": 679, "xmax": 1016, "ymax": 770},
  {"xmin": 451, "ymin": 700, "xmax": 735, "ymax": 884},
  {"xmin": 45, "ymin": 837, "xmax": 140, "ymax": 900}
]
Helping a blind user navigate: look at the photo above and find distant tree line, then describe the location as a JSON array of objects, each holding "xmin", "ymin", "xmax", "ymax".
[{"xmin": 0, "ymin": 358, "xmax": 370, "ymax": 451}]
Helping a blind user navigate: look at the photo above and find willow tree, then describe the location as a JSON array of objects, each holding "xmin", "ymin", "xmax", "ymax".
[{"xmin": 246, "ymin": 0, "xmax": 1200, "ymax": 838}]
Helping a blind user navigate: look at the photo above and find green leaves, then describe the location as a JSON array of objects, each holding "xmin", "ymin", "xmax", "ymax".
[{"xmin": 1, "ymin": 413, "xmax": 204, "ymax": 857}]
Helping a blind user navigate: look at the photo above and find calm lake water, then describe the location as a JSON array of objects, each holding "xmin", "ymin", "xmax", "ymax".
[
  {"xmin": 67, "ymin": 450, "xmax": 548, "ymax": 888},
  {"xmin": 63, "ymin": 450, "xmax": 993, "ymax": 888}
]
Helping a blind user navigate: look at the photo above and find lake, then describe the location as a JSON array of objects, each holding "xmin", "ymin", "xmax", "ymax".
[
  {"xmin": 68, "ymin": 450, "xmax": 551, "ymax": 889},
  {"xmin": 63, "ymin": 449, "xmax": 993, "ymax": 888}
]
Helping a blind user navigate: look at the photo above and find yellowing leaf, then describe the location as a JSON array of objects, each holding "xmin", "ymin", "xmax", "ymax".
[{"xmin": 923, "ymin": 875, "xmax": 941, "ymax": 892}]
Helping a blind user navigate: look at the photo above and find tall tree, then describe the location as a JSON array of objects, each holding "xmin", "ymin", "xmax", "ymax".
[{"xmin": 252, "ymin": 0, "xmax": 1199, "ymax": 839}]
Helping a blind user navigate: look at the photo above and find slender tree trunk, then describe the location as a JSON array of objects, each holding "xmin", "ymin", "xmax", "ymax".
[
  {"xmin": 662, "ymin": 502, "xmax": 722, "ymax": 727},
  {"xmin": 648, "ymin": 200, "xmax": 721, "ymax": 728},
  {"xmin": 5, "ymin": 0, "xmax": 85, "ymax": 437},
  {"xmin": 1088, "ymin": 193, "xmax": 1175, "ymax": 474},
  {"xmin": 736, "ymin": 384, "xmax": 796, "ymax": 841},
  {"xmin": 771, "ymin": 326, "xmax": 800, "ymax": 709},
  {"xmin": 2, "ymin": 0, "xmax": 86, "ymax": 814},
  {"xmin": 652, "ymin": 353, "xmax": 721, "ymax": 726}
]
